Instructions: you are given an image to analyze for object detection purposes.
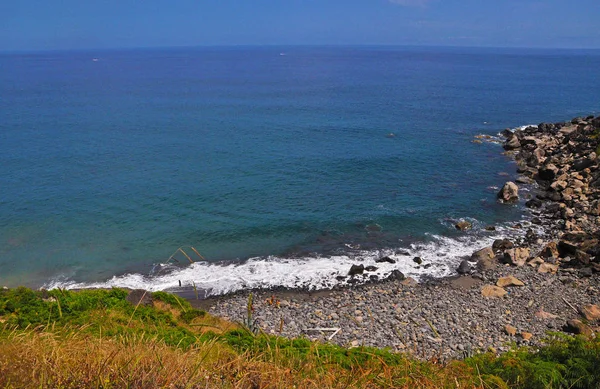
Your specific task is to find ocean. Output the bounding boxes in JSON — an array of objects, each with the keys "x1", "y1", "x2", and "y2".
[{"x1": 1, "y1": 46, "x2": 599, "y2": 295}]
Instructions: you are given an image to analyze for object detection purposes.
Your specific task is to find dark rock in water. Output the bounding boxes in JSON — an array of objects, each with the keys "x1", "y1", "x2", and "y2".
[
  {"x1": 387, "y1": 270, "x2": 406, "y2": 281},
  {"x1": 525, "y1": 229, "x2": 537, "y2": 242},
  {"x1": 126, "y1": 289, "x2": 153, "y2": 306},
  {"x1": 457, "y1": 260, "x2": 471, "y2": 274},
  {"x1": 531, "y1": 217, "x2": 542, "y2": 225},
  {"x1": 335, "y1": 275, "x2": 346, "y2": 281},
  {"x1": 348, "y1": 264, "x2": 365, "y2": 276},
  {"x1": 485, "y1": 225, "x2": 496, "y2": 231},
  {"x1": 369, "y1": 275, "x2": 379, "y2": 281},
  {"x1": 455, "y1": 220, "x2": 472, "y2": 231},
  {"x1": 526, "y1": 198, "x2": 542, "y2": 208},
  {"x1": 365, "y1": 224, "x2": 382, "y2": 232},
  {"x1": 365, "y1": 265, "x2": 378, "y2": 272},
  {"x1": 395, "y1": 250, "x2": 411, "y2": 256},
  {"x1": 423, "y1": 263, "x2": 432, "y2": 269},
  {"x1": 538, "y1": 164, "x2": 559, "y2": 181},
  {"x1": 413, "y1": 256, "x2": 423, "y2": 265},
  {"x1": 492, "y1": 239, "x2": 514, "y2": 252},
  {"x1": 503, "y1": 134, "x2": 521, "y2": 150},
  {"x1": 497, "y1": 182, "x2": 519, "y2": 202},
  {"x1": 376, "y1": 256, "x2": 396, "y2": 264},
  {"x1": 501, "y1": 128, "x2": 513, "y2": 137}
]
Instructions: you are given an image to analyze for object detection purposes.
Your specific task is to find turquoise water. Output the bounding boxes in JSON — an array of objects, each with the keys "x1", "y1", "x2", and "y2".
[{"x1": 1, "y1": 46, "x2": 599, "y2": 293}]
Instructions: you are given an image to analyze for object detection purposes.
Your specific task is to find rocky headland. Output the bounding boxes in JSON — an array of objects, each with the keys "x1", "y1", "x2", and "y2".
[{"x1": 199, "y1": 115, "x2": 600, "y2": 359}]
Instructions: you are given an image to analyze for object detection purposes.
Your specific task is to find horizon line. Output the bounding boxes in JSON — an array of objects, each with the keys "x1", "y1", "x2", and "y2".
[{"x1": 2, "y1": 43, "x2": 600, "y2": 55}]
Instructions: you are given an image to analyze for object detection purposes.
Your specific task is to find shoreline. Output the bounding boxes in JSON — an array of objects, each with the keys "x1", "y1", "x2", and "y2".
[{"x1": 189, "y1": 114, "x2": 600, "y2": 359}]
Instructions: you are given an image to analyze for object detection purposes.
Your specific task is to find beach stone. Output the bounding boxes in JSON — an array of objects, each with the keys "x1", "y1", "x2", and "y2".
[
  {"x1": 502, "y1": 248, "x2": 530, "y2": 267},
  {"x1": 497, "y1": 182, "x2": 519, "y2": 202},
  {"x1": 520, "y1": 332, "x2": 533, "y2": 341},
  {"x1": 579, "y1": 305, "x2": 600, "y2": 322},
  {"x1": 504, "y1": 134, "x2": 521, "y2": 150},
  {"x1": 126, "y1": 289, "x2": 153, "y2": 306},
  {"x1": 471, "y1": 247, "x2": 494, "y2": 261},
  {"x1": 535, "y1": 310, "x2": 558, "y2": 320},
  {"x1": 413, "y1": 257, "x2": 423, "y2": 265},
  {"x1": 455, "y1": 220, "x2": 472, "y2": 231},
  {"x1": 496, "y1": 276, "x2": 525, "y2": 287},
  {"x1": 538, "y1": 164, "x2": 559, "y2": 181},
  {"x1": 528, "y1": 257, "x2": 544, "y2": 267},
  {"x1": 348, "y1": 264, "x2": 365, "y2": 276},
  {"x1": 364, "y1": 265, "x2": 378, "y2": 272},
  {"x1": 457, "y1": 260, "x2": 471, "y2": 274},
  {"x1": 564, "y1": 319, "x2": 592, "y2": 336},
  {"x1": 387, "y1": 270, "x2": 406, "y2": 281},
  {"x1": 504, "y1": 324, "x2": 517, "y2": 336},
  {"x1": 376, "y1": 256, "x2": 396, "y2": 264},
  {"x1": 492, "y1": 239, "x2": 514, "y2": 253},
  {"x1": 538, "y1": 263, "x2": 558, "y2": 274},
  {"x1": 539, "y1": 242, "x2": 559, "y2": 259},
  {"x1": 481, "y1": 285, "x2": 507, "y2": 298}
]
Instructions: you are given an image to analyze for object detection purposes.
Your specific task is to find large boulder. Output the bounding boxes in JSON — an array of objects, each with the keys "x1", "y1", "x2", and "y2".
[
  {"x1": 503, "y1": 134, "x2": 521, "y2": 150},
  {"x1": 455, "y1": 220, "x2": 472, "y2": 231},
  {"x1": 497, "y1": 182, "x2": 519, "y2": 202},
  {"x1": 538, "y1": 164, "x2": 559, "y2": 181},
  {"x1": 492, "y1": 239, "x2": 514, "y2": 253},
  {"x1": 481, "y1": 285, "x2": 507, "y2": 298},
  {"x1": 502, "y1": 247, "x2": 530, "y2": 267}
]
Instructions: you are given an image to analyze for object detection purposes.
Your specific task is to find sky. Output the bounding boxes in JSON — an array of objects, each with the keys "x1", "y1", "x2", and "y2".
[{"x1": 1, "y1": 0, "x2": 599, "y2": 51}]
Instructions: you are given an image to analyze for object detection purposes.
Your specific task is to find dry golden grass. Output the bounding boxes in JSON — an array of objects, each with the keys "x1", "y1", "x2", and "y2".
[{"x1": 0, "y1": 325, "x2": 482, "y2": 389}]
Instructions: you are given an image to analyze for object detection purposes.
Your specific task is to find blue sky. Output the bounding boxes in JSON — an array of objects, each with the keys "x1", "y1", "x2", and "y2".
[{"x1": 1, "y1": 0, "x2": 599, "y2": 51}]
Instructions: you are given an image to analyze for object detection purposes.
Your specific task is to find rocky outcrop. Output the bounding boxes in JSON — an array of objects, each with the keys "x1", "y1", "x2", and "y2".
[
  {"x1": 497, "y1": 182, "x2": 519, "y2": 203},
  {"x1": 501, "y1": 115, "x2": 600, "y2": 275}
]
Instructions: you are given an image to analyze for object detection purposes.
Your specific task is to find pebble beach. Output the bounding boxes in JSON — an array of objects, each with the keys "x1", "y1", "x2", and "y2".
[{"x1": 194, "y1": 115, "x2": 600, "y2": 359}]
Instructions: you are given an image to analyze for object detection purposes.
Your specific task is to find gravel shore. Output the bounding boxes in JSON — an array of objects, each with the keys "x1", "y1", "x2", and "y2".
[{"x1": 191, "y1": 115, "x2": 600, "y2": 359}]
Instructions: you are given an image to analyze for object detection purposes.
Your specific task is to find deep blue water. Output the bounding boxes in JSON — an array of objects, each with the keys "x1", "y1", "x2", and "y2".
[{"x1": 1, "y1": 46, "x2": 599, "y2": 292}]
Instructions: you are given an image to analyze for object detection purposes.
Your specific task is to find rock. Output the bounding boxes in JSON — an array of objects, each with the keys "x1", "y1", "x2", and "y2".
[
  {"x1": 457, "y1": 260, "x2": 471, "y2": 274},
  {"x1": 471, "y1": 247, "x2": 494, "y2": 261},
  {"x1": 527, "y1": 257, "x2": 545, "y2": 267},
  {"x1": 564, "y1": 319, "x2": 592, "y2": 336},
  {"x1": 502, "y1": 248, "x2": 530, "y2": 267},
  {"x1": 503, "y1": 134, "x2": 521, "y2": 150},
  {"x1": 364, "y1": 265, "x2": 378, "y2": 272},
  {"x1": 348, "y1": 264, "x2": 365, "y2": 276},
  {"x1": 526, "y1": 198, "x2": 542, "y2": 208},
  {"x1": 387, "y1": 270, "x2": 406, "y2": 281},
  {"x1": 539, "y1": 242, "x2": 559, "y2": 259},
  {"x1": 492, "y1": 239, "x2": 514, "y2": 253},
  {"x1": 579, "y1": 305, "x2": 600, "y2": 322},
  {"x1": 535, "y1": 310, "x2": 558, "y2": 320},
  {"x1": 538, "y1": 164, "x2": 559, "y2": 181},
  {"x1": 413, "y1": 257, "x2": 423, "y2": 265},
  {"x1": 538, "y1": 263, "x2": 558, "y2": 274},
  {"x1": 520, "y1": 332, "x2": 533, "y2": 341},
  {"x1": 504, "y1": 324, "x2": 517, "y2": 336},
  {"x1": 496, "y1": 276, "x2": 525, "y2": 287},
  {"x1": 126, "y1": 289, "x2": 153, "y2": 306},
  {"x1": 497, "y1": 182, "x2": 519, "y2": 202},
  {"x1": 485, "y1": 225, "x2": 496, "y2": 231},
  {"x1": 455, "y1": 220, "x2": 472, "y2": 231},
  {"x1": 573, "y1": 157, "x2": 594, "y2": 171},
  {"x1": 481, "y1": 285, "x2": 507, "y2": 298},
  {"x1": 579, "y1": 267, "x2": 593, "y2": 278},
  {"x1": 376, "y1": 256, "x2": 396, "y2": 264}
]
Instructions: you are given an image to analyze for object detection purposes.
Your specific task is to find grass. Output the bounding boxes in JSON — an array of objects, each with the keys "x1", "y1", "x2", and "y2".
[{"x1": 0, "y1": 287, "x2": 599, "y2": 388}]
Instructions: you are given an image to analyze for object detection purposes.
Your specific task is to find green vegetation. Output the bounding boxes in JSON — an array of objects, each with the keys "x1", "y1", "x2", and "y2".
[{"x1": 0, "y1": 287, "x2": 598, "y2": 388}]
